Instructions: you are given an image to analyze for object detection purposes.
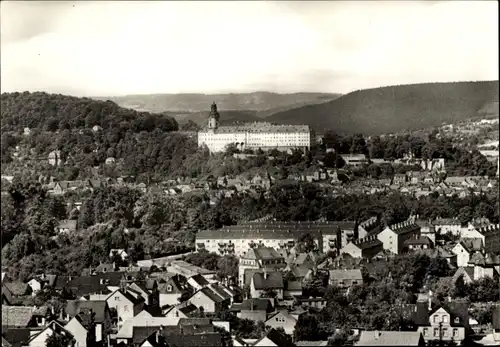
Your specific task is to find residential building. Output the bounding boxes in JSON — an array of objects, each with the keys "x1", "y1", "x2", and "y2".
[
  {"x1": 452, "y1": 238, "x2": 483, "y2": 267},
  {"x1": 234, "y1": 298, "x2": 273, "y2": 322},
  {"x1": 377, "y1": 221, "x2": 421, "y2": 254},
  {"x1": 341, "y1": 154, "x2": 368, "y2": 167},
  {"x1": 340, "y1": 236, "x2": 383, "y2": 259},
  {"x1": 157, "y1": 276, "x2": 186, "y2": 308},
  {"x1": 238, "y1": 247, "x2": 286, "y2": 286},
  {"x1": 188, "y1": 286, "x2": 230, "y2": 314},
  {"x1": 27, "y1": 321, "x2": 75, "y2": 347},
  {"x1": 404, "y1": 236, "x2": 433, "y2": 251},
  {"x1": 328, "y1": 269, "x2": 363, "y2": 289},
  {"x1": 197, "y1": 220, "x2": 344, "y2": 257},
  {"x1": 163, "y1": 303, "x2": 200, "y2": 318},
  {"x1": 56, "y1": 220, "x2": 77, "y2": 234},
  {"x1": 27, "y1": 278, "x2": 43, "y2": 294},
  {"x1": 355, "y1": 331, "x2": 425, "y2": 347},
  {"x1": 187, "y1": 274, "x2": 210, "y2": 291},
  {"x1": 106, "y1": 289, "x2": 145, "y2": 325},
  {"x1": 109, "y1": 249, "x2": 129, "y2": 261},
  {"x1": 413, "y1": 300, "x2": 469, "y2": 344},
  {"x1": 198, "y1": 103, "x2": 312, "y2": 153},
  {"x1": 2, "y1": 306, "x2": 38, "y2": 329},
  {"x1": 250, "y1": 272, "x2": 284, "y2": 300},
  {"x1": 461, "y1": 223, "x2": 500, "y2": 254},
  {"x1": 265, "y1": 310, "x2": 298, "y2": 335},
  {"x1": 64, "y1": 312, "x2": 96, "y2": 347},
  {"x1": 63, "y1": 300, "x2": 112, "y2": 342},
  {"x1": 252, "y1": 328, "x2": 297, "y2": 347},
  {"x1": 432, "y1": 218, "x2": 462, "y2": 236}
]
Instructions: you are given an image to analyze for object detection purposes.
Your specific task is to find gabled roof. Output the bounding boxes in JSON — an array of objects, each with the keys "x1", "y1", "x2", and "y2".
[
  {"x1": 429, "y1": 302, "x2": 469, "y2": 328},
  {"x1": 198, "y1": 287, "x2": 226, "y2": 303},
  {"x1": 253, "y1": 328, "x2": 296, "y2": 347},
  {"x1": 189, "y1": 274, "x2": 209, "y2": 287},
  {"x1": 57, "y1": 219, "x2": 77, "y2": 230},
  {"x1": 158, "y1": 277, "x2": 183, "y2": 294},
  {"x1": 329, "y1": 269, "x2": 363, "y2": 281},
  {"x1": 65, "y1": 300, "x2": 109, "y2": 323},
  {"x1": 265, "y1": 310, "x2": 297, "y2": 323},
  {"x1": 238, "y1": 298, "x2": 272, "y2": 312},
  {"x1": 2, "y1": 282, "x2": 30, "y2": 296},
  {"x1": 356, "y1": 331, "x2": 423, "y2": 346},
  {"x1": 1, "y1": 328, "x2": 31, "y2": 347},
  {"x1": 252, "y1": 272, "x2": 284, "y2": 290},
  {"x1": 386, "y1": 222, "x2": 420, "y2": 235},
  {"x1": 404, "y1": 236, "x2": 432, "y2": 246},
  {"x1": 1, "y1": 306, "x2": 34, "y2": 328},
  {"x1": 161, "y1": 332, "x2": 224, "y2": 347},
  {"x1": 459, "y1": 238, "x2": 483, "y2": 253},
  {"x1": 244, "y1": 247, "x2": 284, "y2": 260}
]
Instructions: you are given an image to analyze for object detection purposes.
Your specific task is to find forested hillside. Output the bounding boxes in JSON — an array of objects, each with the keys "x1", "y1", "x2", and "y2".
[
  {"x1": 1, "y1": 92, "x2": 178, "y2": 133},
  {"x1": 269, "y1": 81, "x2": 499, "y2": 134},
  {"x1": 98, "y1": 91, "x2": 340, "y2": 114}
]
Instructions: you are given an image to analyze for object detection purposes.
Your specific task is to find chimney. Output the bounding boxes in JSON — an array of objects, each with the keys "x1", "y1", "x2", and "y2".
[
  {"x1": 156, "y1": 330, "x2": 160, "y2": 343},
  {"x1": 374, "y1": 331, "x2": 380, "y2": 339}
]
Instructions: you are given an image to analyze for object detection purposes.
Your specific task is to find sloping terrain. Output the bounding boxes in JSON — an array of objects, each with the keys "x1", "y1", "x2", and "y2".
[
  {"x1": 268, "y1": 81, "x2": 499, "y2": 135},
  {"x1": 95, "y1": 92, "x2": 340, "y2": 114}
]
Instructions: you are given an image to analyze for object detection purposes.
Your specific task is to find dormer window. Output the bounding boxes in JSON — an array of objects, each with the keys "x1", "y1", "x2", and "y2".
[
  {"x1": 167, "y1": 285, "x2": 172, "y2": 292},
  {"x1": 454, "y1": 317, "x2": 460, "y2": 324}
]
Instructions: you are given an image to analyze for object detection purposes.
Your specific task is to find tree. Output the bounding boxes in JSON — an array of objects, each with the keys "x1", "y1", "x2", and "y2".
[
  {"x1": 328, "y1": 329, "x2": 351, "y2": 346},
  {"x1": 294, "y1": 314, "x2": 327, "y2": 341},
  {"x1": 45, "y1": 332, "x2": 75, "y2": 347},
  {"x1": 452, "y1": 275, "x2": 468, "y2": 298}
]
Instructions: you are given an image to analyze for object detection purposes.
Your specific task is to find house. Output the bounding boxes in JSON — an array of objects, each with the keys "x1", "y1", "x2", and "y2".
[
  {"x1": 158, "y1": 276, "x2": 186, "y2": 308},
  {"x1": 355, "y1": 331, "x2": 425, "y2": 346},
  {"x1": 265, "y1": 311, "x2": 298, "y2": 335},
  {"x1": 234, "y1": 298, "x2": 273, "y2": 322},
  {"x1": 1, "y1": 306, "x2": 37, "y2": 329},
  {"x1": 48, "y1": 150, "x2": 63, "y2": 166},
  {"x1": 109, "y1": 249, "x2": 129, "y2": 261},
  {"x1": 252, "y1": 328, "x2": 297, "y2": 347},
  {"x1": 451, "y1": 267, "x2": 475, "y2": 284},
  {"x1": 461, "y1": 223, "x2": 500, "y2": 254},
  {"x1": 128, "y1": 281, "x2": 159, "y2": 308},
  {"x1": 56, "y1": 220, "x2": 77, "y2": 234},
  {"x1": 164, "y1": 303, "x2": 200, "y2": 318},
  {"x1": 377, "y1": 221, "x2": 421, "y2": 254},
  {"x1": 238, "y1": 247, "x2": 287, "y2": 286},
  {"x1": 105, "y1": 157, "x2": 116, "y2": 165},
  {"x1": 3, "y1": 282, "x2": 32, "y2": 299},
  {"x1": 340, "y1": 237, "x2": 383, "y2": 260},
  {"x1": 409, "y1": 216, "x2": 436, "y2": 245},
  {"x1": 328, "y1": 269, "x2": 363, "y2": 289},
  {"x1": 142, "y1": 330, "x2": 225, "y2": 347},
  {"x1": 188, "y1": 286, "x2": 230, "y2": 314},
  {"x1": 27, "y1": 278, "x2": 43, "y2": 294},
  {"x1": 293, "y1": 296, "x2": 328, "y2": 311},
  {"x1": 404, "y1": 236, "x2": 433, "y2": 251},
  {"x1": 283, "y1": 280, "x2": 303, "y2": 299},
  {"x1": 27, "y1": 321, "x2": 75, "y2": 347},
  {"x1": 392, "y1": 174, "x2": 407, "y2": 185},
  {"x1": 64, "y1": 311, "x2": 96, "y2": 347},
  {"x1": 295, "y1": 341, "x2": 328, "y2": 347},
  {"x1": 413, "y1": 299, "x2": 469, "y2": 343},
  {"x1": 106, "y1": 289, "x2": 145, "y2": 324},
  {"x1": 452, "y1": 238, "x2": 483, "y2": 267},
  {"x1": 63, "y1": 300, "x2": 112, "y2": 342},
  {"x1": 341, "y1": 154, "x2": 368, "y2": 167},
  {"x1": 187, "y1": 274, "x2": 210, "y2": 291},
  {"x1": 1, "y1": 328, "x2": 32, "y2": 347},
  {"x1": 250, "y1": 272, "x2": 284, "y2": 300},
  {"x1": 432, "y1": 218, "x2": 462, "y2": 236}
]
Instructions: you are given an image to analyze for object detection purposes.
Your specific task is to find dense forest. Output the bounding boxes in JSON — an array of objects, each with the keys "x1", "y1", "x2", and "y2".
[
  {"x1": 2, "y1": 180, "x2": 498, "y2": 281},
  {"x1": 269, "y1": 81, "x2": 499, "y2": 134}
]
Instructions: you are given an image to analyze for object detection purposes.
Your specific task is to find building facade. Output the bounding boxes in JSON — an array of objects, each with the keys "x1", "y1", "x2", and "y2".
[{"x1": 198, "y1": 102, "x2": 312, "y2": 153}]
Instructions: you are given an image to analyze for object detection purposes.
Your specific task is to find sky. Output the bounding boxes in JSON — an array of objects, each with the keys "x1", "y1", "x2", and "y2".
[{"x1": 1, "y1": 1, "x2": 498, "y2": 96}]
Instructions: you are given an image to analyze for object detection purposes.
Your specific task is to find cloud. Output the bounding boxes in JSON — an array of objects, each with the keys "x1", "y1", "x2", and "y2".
[{"x1": 0, "y1": 1, "x2": 498, "y2": 96}]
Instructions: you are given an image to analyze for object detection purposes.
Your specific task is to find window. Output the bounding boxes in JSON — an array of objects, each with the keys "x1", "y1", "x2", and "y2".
[
  {"x1": 115, "y1": 296, "x2": 120, "y2": 301},
  {"x1": 453, "y1": 328, "x2": 459, "y2": 337},
  {"x1": 454, "y1": 317, "x2": 460, "y2": 324},
  {"x1": 434, "y1": 328, "x2": 439, "y2": 337},
  {"x1": 443, "y1": 328, "x2": 448, "y2": 337},
  {"x1": 433, "y1": 315, "x2": 439, "y2": 323},
  {"x1": 443, "y1": 315, "x2": 449, "y2": 324},
  {"x1": 167, "y1": 285, "x2": 172, "y2": 292},
  {"x1": 423, "y1": 328, "x2": 429, "y2": 336},
  {"x1": 124, "y1": 305, "x2": 128, "y2": 312}
]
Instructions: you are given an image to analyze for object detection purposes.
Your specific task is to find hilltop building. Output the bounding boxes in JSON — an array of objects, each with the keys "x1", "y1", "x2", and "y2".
[{"x1": 197, "y1": 102, "x2": 313, "y2": 153}]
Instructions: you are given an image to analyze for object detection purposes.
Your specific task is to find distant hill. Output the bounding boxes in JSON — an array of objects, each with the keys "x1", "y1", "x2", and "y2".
[
  {"x1": 268, "y1": 81, "x2": 499, "y2": 135},
  {"x1": 95, "y1": 92, "x2": 340, "y2": 114},
  {"x1": 0, "y1": 91, "x2": 178, "y2": 133},
  {"x1": 173, "y1": 110, "x2": 262, "y2": 127}
]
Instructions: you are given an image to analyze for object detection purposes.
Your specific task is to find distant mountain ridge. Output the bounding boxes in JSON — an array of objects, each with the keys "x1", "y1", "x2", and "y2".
[
  {"x1": 268, "y1": 81, "x2": 499, "y2": 135},
  {"x1": 94, "y1": 92, "x2": 340, "y2": 114}
]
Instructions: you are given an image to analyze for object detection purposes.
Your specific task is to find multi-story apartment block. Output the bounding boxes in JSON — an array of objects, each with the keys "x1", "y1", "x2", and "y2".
[
  {"x1": 377, "y1": 221, "x2": 421, "y2": 254},
  {"x1": 196, "y1": 220, "x2": 348, "y2": 257}
]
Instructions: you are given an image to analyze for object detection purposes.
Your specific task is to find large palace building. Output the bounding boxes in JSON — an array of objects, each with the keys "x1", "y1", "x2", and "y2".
[{"x1": 197, "y1": 102, "x2": 313, "y2": 153}]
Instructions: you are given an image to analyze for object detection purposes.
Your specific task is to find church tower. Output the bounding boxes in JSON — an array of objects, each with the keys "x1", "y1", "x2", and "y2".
[{"x1": 208, "y1": 101, "x2": 220, "y2": 129}]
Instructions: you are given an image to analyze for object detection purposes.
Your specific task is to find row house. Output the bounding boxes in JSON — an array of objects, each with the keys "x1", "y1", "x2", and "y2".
[
  {"x1": 461, "y1": 222, "x2": 500, "y2": 254},
  {"x1": 432, "y1": 218, "x2": 462, "y2": 236},
  {"x1": 340, "y1": 236, "x2": 383, "y2": 260},
  {"x1": 377, "y1": 221, "x2": 421, "y2": 255}
]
